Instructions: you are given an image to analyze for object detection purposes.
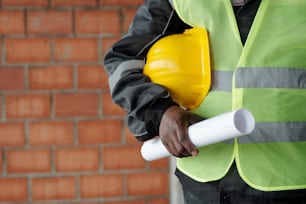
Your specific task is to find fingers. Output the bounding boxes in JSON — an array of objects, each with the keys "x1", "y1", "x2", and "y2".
[
  {"x1": 169, "y1": 138, "x2": 198, "y2": 157},
  {"x1": 163, "y1": 139, "x2": 190, "y2": 157},
  {"x1": 163, "y1": 139, "x2": 193, "y2": 157},
  {"x1": 159, "y1": 105, "x2": 202, "y2": 158},
  {"x1": 176, "y1": 127, "x2": 198, "y2": 157},
  {"x1": 162, "y1": 127, "x2": 198, "y2": 158}
]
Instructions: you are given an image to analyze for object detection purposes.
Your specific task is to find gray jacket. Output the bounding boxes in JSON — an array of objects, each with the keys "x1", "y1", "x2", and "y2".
[{"x1": 103, "y1": 0, "x2": 190, "y2": 141}]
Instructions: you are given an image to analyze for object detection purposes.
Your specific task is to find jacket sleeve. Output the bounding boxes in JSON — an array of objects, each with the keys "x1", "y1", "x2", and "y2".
[{"x1": 103, "y1": 0, "x2": 191, "y2": 142}]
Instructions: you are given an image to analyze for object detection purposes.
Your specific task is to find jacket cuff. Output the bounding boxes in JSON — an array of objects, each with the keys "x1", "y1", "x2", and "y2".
[{"x1": 140, "y1": 97, "x2": 178, "y2": 141}]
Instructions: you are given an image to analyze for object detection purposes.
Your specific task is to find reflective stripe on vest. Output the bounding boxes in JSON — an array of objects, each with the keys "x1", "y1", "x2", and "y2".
[
  {"x1": 212, "y1": 71, "x2": 233, "y2": 91},
  {"x1": 174, "y1": 0, "x2": 306, "y2": 191},
  {"x1": 236, "y1": 67, "x2": 306, "y2": 89}
]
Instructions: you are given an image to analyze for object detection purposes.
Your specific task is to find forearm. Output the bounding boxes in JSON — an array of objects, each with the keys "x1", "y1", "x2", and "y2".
[{"x1": 103, "y1": 0, "x2": 189, "y2": 141}]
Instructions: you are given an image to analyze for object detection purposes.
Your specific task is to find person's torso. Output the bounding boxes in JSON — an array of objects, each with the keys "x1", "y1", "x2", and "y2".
[{"x1": 173, "y1": 0, "x2": 306, "y2": 191}]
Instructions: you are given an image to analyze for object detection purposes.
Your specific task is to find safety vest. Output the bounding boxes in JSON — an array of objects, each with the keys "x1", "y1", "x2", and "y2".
[{"x1": 173, "y1": 0, "x2": 306, "y2": 191}]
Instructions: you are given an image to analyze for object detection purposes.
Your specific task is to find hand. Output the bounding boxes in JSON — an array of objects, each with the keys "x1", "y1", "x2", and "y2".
[{"x1": 159, "y1": 105, "x2": 204, "y2": 158}]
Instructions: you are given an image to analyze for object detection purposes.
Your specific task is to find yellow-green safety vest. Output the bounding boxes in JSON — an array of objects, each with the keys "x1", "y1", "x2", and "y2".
[{"x1": 173, "y1": 0, "x2": 306, "y2": 191}]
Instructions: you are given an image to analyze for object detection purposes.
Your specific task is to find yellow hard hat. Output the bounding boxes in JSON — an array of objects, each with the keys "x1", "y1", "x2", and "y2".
[{"x1": 143, "y1": 27, "x2": 211, "y2": 109}]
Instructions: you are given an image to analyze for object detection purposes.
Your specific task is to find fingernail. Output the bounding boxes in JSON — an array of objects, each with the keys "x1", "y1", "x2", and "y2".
[{"x1": 192, "y1": 151, "x2": 198, "y2": 156}]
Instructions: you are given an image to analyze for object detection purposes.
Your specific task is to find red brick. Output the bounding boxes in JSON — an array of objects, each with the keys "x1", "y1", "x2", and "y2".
[
  {"x1": 102, "y1": 146, "x2": 145, "y2": 170},
  {"x1": 2, "y1": 0, "x2": 48, "y2": 7},
  {"x1": 123, "y1": 9, "x2": 138, "y2": 33},
  {"x1": 104, "y1": 201, "x2": 145, "y2": 204},
  {"x1": 28, "y1": 10, "x2": 72, "y2": 34},
  {"x1": 29, "y1": 66, "x2": 73, "y2": 90},
  {"x1": 0, "y1": 39, "x2": 2, "y2": 64},
  {"x1": 100, "y1": 0, "x2": 143, "y2": 6},
  {"x1": 0, "y1": 67, "x2": 24, "y2": 91},
  {"x1": 72, "y1": 203, "x2": 99, "y2": 204},
  {"x1": 0, "y1": 11, "x2": 24, "y2": 34},
  {"x1": 6, "y1": 94, "x2": 50, "y2": 119},
  {"x1": 76, "y1": 10, "x2": 120, "y2": 34},
  {"x1": 125, "y1": 126, "x2": 139, "y2": 144},
  {"x1": 54, "y1": 38, "x2": 98, "y2": 62},
  {"x1": 51, "y1": 0, "x2": 96, "y2": 6},
  {"x1": 32, "y1": 177, "x2": 76, "y2": 200},
  {"x1": 0, "y1": 152, "x2": 2, "y2": 174},
  {"x1": 148, "y1": 199, "x2": 169, "y2": 204},
  {"x1": 55, "y1": 93, "x2": 98, "y2": 117},
  {"x1": 102, "y1": 93, "x2": 125, "y2": 116},
  {"x1": 80, "y1": 174, "x2": 123, "y2": 198},
  {"x1": 127, "y1": 173, "x2": 169, "y2": 196},
  {"x1": 0, "y1": 123, "x2": 24, "y2": 146},
  {"x1": 78, "y1": 120, "x2": 121, "y2": 144},
  {"x1": 78, "y1": 65, "x2": 109, "y2": 89},
  {"x1": 29, "y1": 121, "x2": 73, "y2": 146},
  {"x1": 5, "y1": 38, "x2": 51, "y2": 63},
  {"x1": 0, "y1": 178, "x2": 27, "y2": 202},
  {"x1": 7, "y1": 149, "x2": 51, "y2": 173},
  {"x1": 56, "y1": 148, "x2": 99, "y2": 172},
  {"x1": 149, "y1": 158, "x2": 170, "y2": 170}
]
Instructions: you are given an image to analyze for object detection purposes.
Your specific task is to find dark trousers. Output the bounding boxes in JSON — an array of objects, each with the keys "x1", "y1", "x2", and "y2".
[{"x1": 175, "y1": 163, "x2": 306, "y2": 204}]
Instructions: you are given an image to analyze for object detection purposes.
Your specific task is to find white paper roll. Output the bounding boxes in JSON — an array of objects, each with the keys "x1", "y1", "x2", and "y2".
[{"x1": 141, "y1": 108, "x2": 255, "y2": 161}]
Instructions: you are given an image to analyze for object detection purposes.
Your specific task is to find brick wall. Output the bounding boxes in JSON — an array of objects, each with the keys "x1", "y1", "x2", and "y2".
[{"x1": 0, "y1": 0, "x2": 170, "y2": 203}]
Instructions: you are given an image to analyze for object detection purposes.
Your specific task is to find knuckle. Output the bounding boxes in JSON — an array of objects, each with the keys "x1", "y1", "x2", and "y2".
[{"x1": 178, "y1": 134, "x2": 189, "y2": 142}]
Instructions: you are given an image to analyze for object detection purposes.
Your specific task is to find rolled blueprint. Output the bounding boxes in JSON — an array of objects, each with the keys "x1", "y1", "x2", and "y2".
[{"x1": 141, "y1": 108, "x2": 255, "y2": 161}]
